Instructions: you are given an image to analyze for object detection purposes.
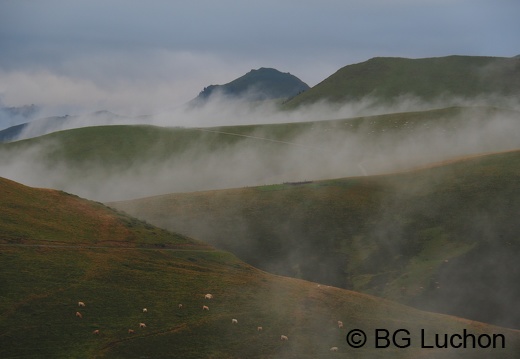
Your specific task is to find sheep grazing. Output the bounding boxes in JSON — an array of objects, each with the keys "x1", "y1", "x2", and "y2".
[
  {"x1": 330, "y1": 347, "x2": 338, "y2": 352},
  {"x1": 281, "y1": 335, "x2": 288, "y2": 341},
  {"x1": 178, "y1": 304, "x2": 183, "y2": 309},
  {"x1": 78, "y1": 301, "x2": 85, "y2": 307},
  {"x1": 257, "y1": 326, "x2": 263, "y2": 331},
  {"x1": 139, "y1": 323, "x2": 147, "y2": 328},
  {"x1": 202, "y1": 305, "x2": 209, "y2": 311},
  {"x1": 128, "y1": 329, "x2": 135, "y2": 334},
  {"x1": 75, "y1": 311, "x2": 83, "y2": 319},
  {"x1": 142, "y1": 308, "x2": 148, "y2": 313},
  {"x1": 205, "y1": 294, "x2": 213, "y2": 300},
  {"x1": 337, "y1": 321, "x2": 343, "y2": 328},
  {"x1": 92, "y1": 329, "x2": 100, "y2": 335},
  {"x1": 231, "y1": 319, "x2": 238, "y2": 324}
]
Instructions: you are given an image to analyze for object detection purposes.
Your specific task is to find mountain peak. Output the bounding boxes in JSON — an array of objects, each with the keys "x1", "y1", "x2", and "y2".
[{"x1": 192, "y1": 67, "x2": 309, "y2": 105}]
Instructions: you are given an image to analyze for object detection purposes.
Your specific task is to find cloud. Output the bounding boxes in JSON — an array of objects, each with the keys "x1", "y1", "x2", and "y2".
[
  {"x1": 0, "y1": 50, "x2": 255, "y2": 115},
  {"x1": 1, "y1": 0, "x2": 518, "y2": 116},
  {"x1": 1, "y1": 95, "x2": 519, "y2": 202}
]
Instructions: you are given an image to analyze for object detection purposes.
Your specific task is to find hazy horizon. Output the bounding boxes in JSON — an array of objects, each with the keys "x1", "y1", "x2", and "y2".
[{"x1": 1, "y1": 0, "x2": 518, "y2": 120}]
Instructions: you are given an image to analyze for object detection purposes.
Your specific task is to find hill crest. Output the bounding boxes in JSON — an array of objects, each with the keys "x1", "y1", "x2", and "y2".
[
  {"x1": 108, "y1": 150, "x2": 520, "y2": 330},
  {"x1": 0, "y1": 176, "x2": 208, "y2": 249},
  {"x1": 191, "y1": 67, "x2": 310, "y2": 104},
  {"x1": 284, "y1": 55, "x2": 520, "y2": 108}
]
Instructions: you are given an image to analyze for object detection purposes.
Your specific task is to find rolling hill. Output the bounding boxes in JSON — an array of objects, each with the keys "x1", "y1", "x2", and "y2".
[
  {"x1": 283, "y1": 55, "x2": 520, "y2": 108},
  {"x1": 1, "y1": 106, "x2": 518, "y2": 202},
  {"x1": 108, "y1": 150, "x2": 520, "y2": 330},
  {"x1": 2, "y1": 55, "x2": 518, "y2": 143},
  {"x1": 190, "y1": 67, "x2": 310, "y2": 105},
  {"x1": 3, "y1": 178, "x2": 519, "y2": 358}
]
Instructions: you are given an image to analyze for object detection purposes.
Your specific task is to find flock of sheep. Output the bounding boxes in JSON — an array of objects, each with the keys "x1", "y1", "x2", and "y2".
[{"x1": 75, "y1": 294, "x2": 343, "y2": 353}]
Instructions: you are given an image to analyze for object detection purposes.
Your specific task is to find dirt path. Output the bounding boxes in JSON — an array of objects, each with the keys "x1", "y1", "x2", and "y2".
[
  {"x1": 195, "y1": 128, "x2": 312, "y2": 148},
  {"x1": 0, "y1": 242, "x2": 215, "y2": 252}
]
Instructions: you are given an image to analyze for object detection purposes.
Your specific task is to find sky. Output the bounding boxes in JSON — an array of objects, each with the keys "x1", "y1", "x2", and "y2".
[{"x1": 0, "y1": 0, "x2": 518, "y2": 116}]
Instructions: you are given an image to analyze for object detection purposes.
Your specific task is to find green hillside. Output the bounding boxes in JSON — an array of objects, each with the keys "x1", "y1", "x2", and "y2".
[
  {"x1": 109, "y1": 150, "x2": 520, "y2": 330},
  {"x1": 3, "y1": 179, "x2": 519, "y2": 358},
  {"x1": 283, "y1": 56, "x2": 520, "y2": 108},
  {"x1": 0, "y1": 176, "x2": 206, "y2": 249},
  {"x1": 1, "y1": 106, "x2": 518, "y2": 201},
  {"x1": 1, "y1": 106, "x2": 514, "y2": 168}
]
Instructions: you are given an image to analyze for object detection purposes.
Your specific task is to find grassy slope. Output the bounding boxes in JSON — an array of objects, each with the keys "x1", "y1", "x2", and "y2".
[
  {"x1": 0, "y1": 106, "x2": 515, "y2": 171},
  {"x1": 0, "y1": 176, "x2": 205, "y2": 249},
  {"x1": 109, "y1": 150, "x2": 520, "y2": 330},
  {"x1": 2, "y1": 183, "x2": 520, "y2": 358},
  {"x1": 283, "y1": 56, "x2": 520, "y2": 108}
]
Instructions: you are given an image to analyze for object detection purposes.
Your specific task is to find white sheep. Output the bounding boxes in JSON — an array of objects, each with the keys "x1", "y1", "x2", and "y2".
[
  {"x1": 142, "y1": 308, "x2": 148, "y2": 313},
  {"x1": 128, "y1": 329, "x2": 135, "y2": 334},
  {"x1": 203, "y1": 305, "x2": 209, "y2": 311},
  {"x1": 92, "y1": 329, "x2": 100, "y2": 335},
  {"x1": 178, "y1": 304, "x2": 183, "y2": 309},
  {"x1": 281, "y1": 335, "x2": 288, "y2": 341},
  {"x1": 75, "y1": 311, "x2": 83, "y2": 319},
  {"x1": 330, "y1": 346, "x2": 338, "y2": 352},
  {"x1": 78, "y1": 301, "x2": 85, "y2": 307},
  {"x1": 205, "y1": 294, "x2": 213, "y2": 299},
  {"x1": 257, "y1": 326, "x2": 263, "y2": 331},
  {"x1": 139, "y1": 323, "x2": 147, "y2": 328},
  {"x1": 337, "y1": 321, "x2": 343, "y2": 328},
  {"x1": 231, "y1": 319, "x2": 238, "y2": 324}
]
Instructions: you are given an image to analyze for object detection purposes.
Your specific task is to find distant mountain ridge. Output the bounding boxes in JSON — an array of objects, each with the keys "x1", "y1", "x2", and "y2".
[
  {"x1": 191, "y1": 67, "x2": 310, "y2": 105},
  {"x1": 0, "y1": 104, "x2": 40, "y2": 131},
  {"x1": 284, "y1": 55, "x2": 520, "y2": 107},
  {"x1": 0, "y1": 110, "x2": 145, "y2": 143},
  {"x1": 0, "y1": 115, "x2": 68, "y2": 143}
]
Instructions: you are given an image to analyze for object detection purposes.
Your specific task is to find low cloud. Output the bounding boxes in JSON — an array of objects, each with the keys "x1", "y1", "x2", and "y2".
[
  {"x1": 0, "y1": 95, "x2": 519, "y2": 202},
  {"x1": 0, "y1": 50, "x2": 259, "y2": 116}
]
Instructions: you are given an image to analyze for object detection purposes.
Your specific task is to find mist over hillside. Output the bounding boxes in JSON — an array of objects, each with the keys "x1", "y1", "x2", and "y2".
[
  {"x1": 2, "y1": 0, "x2": 519, "y2": 354},
  {"x1": 0, "y1": 68, "x2": 310, "y2": 142},
  {"x1": 109, "y1": 150, "x2": 520, "y2": 330},
  {"x1": 0, "y1": 111, "x2": 150, "y2": 143},
  {"x1": 0, "y1": 104, "x2": 40, "y2": 130},
  {"x1": 0, "y1": 105, "x2": 518, "y2": 202},
  {"x1": 3, "y1": 55, "x2": 519, "y2": 143},
  {"x1": 191, "y1": 67, "x2": 310, "y2": 105},
  {"x1": 284, "y1": 55, "x2": 520, "y2": 108},
  {"x1": 1, "y1": 54, "x2": 520, "y2": 357},
  {"x1": 5, "y1": 177, "x2": 518, "y2": 358}
]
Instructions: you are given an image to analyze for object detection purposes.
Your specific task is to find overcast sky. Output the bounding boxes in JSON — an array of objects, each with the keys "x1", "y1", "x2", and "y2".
[{"x1": 0, "y1": 0, "x2": 518, "y2": 115}]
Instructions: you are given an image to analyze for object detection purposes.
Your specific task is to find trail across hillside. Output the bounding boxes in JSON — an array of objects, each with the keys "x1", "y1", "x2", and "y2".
[
  {"x1": 0, "y1": 242, "x2": 214, "y2": 252},
  {"x1": 195, "y1": 128, "x2": 370, "y2": 175},
  {"x1": 195, "y1": 128, "x2": 312, "y2": 148}
]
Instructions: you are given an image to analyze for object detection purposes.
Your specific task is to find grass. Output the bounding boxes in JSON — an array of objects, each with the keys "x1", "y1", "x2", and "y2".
[
  {"x1": 1, "y1": 106, "x2": 514, "y2": 171},
  {"x1": 109, "y1": 149, "x2": 520, "y2": 330},
  {"x1": 2, "y1": 175, "x2": 520, "y2": 358},
  {"x1": 283, "y1": 55, "x2": 520, "y2": 108},
  {"x1": 1, "y1": 105, "x2": 518, "y2": 203},
  {"x1": 0, "y1": 177, "x2": 205, "y2": 249},
  {"x1": 3, "y1": 245, "x2": 519, "y2": 359}
]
